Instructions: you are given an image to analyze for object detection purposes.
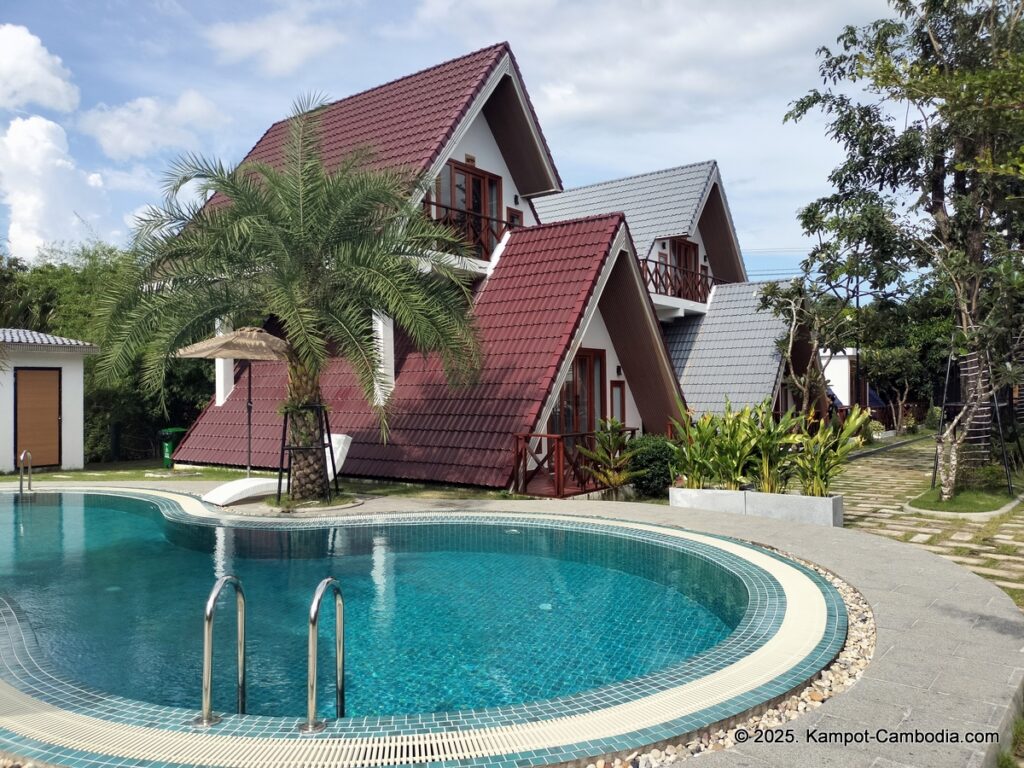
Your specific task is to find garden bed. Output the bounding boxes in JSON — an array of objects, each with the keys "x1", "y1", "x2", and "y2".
[{"x1": 669, "y1": 487, "x2": 843, "y2": 527}]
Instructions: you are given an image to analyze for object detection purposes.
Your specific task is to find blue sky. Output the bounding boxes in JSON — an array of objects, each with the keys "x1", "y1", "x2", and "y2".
[{"x1": 0, "y1": 0, "x2": 892, "y2": 278}]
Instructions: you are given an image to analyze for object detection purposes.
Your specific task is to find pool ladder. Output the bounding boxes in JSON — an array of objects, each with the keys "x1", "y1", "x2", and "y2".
[
  {"x1": 299, "y1": 577, "x2": 346, "y2": 733},
  {"x1": 18, "y1": 450, "x2": 32, "y2": 495},
  {"x1": 192, "y1": 575, "x2": 345, "y2": 732},
  {"x1": 193, "y1": 575, "x2": 246, "y2": 727}
]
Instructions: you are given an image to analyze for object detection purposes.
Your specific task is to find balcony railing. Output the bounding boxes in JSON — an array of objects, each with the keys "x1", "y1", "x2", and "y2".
[
  {"x1": 512, "y1": 429, "x2": 637, "y2": 498},
  {"x1": 640, "y1": 259, "x2": 726, "y2": 303},
  {"x1": 424, "y1": 200, "x2": 519, "y2": 261}
]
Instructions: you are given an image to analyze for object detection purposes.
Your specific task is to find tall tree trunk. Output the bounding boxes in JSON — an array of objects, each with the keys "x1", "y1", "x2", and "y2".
[{"x1": 287, "y1": 363, "x2": 328, "y2": 502}]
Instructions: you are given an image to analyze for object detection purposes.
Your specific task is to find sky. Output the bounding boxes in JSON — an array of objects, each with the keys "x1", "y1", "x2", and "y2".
[{"x1": 0, "y1": 0, "x2": 893, "y2": 279}]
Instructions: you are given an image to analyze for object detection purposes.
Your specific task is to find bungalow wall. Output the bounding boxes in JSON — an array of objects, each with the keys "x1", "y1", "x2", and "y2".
[
  {"x1": 441, "y1": 112, "x2": 539, "y2": 227},
  {"x1": 579, "y1": 308, "x2": 642, "y2": 430}
]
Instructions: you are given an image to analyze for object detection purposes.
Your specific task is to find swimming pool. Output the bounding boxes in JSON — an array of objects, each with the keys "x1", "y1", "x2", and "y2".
[
  {"x1": 2, "y1": 492, "x2": 744, "y2": 718},
  {"x1": 0, "y1": 489, "x2": 847, "y2": 767}
]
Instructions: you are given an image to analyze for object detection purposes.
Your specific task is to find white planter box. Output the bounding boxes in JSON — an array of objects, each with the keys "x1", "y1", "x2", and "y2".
[
  {"x1": 668, "y1": 487, "x2": 745, "y2": 516},
  {"x1": 745, "y1": 491, "x2": 843, "y2": 527},
  {"x1": 669, "y1": 487, "x2": 843, "y2": 527}
]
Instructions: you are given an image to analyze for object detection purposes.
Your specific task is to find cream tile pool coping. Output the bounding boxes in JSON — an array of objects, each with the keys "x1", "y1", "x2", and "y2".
[{"x1": 0, "y1": 487, "x2": 846, "y2": 768}]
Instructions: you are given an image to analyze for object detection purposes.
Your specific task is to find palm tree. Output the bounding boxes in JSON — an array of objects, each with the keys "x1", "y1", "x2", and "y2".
[{"x1": 97, "y1": 96, "x2": 481, "y2": 499}]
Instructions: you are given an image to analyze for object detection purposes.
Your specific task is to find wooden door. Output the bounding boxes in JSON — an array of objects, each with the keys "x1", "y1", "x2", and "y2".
[
  {"x1": 15, "y1": 368, "x2": 61, "y2": 467},
  {"x1": 547, "y1": 349, "x2": 606, "y2": 435}
]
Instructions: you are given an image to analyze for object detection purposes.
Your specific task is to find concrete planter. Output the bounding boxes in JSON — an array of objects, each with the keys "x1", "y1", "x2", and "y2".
[
  {"x1": 669, "y1": 487, "x2": 843, "y2": 527},
  {"x1": 745, "y1": 491, "x2": 843, "y2": 527},
  {"x1": 668, "y1": 487, "x2": 745, "y2": 516}
]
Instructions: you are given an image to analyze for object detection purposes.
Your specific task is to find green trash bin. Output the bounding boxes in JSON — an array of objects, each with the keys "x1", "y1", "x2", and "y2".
[{"x1": 158, "y1": 427, "x2": 188, "y2": 469}]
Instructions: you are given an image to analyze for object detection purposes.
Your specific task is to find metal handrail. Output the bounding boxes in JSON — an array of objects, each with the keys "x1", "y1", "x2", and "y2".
[
  {"x1": 193, "y1": 575, "x2": 246, "y2": 727},
  {"x1": 298, "y1": 577, "x2": 345, "y2": 734},
  {"x1": 18, "y1": 450, "x2": 31, "y2": 494}
]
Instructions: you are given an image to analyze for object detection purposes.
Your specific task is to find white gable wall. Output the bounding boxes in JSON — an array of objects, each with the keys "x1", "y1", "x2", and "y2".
[
  {"x1": 440, "y1": 113, "x2": 539, "y2": 226},
  {"x1": 648, "y1": 223, "x2": 714, "y2": 281},
  {"x1": 579, "y1": 308, "x2": 642, "y2": 430}
]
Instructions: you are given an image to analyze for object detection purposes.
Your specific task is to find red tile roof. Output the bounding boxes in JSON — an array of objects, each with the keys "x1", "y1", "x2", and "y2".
[
  {"x1": 174, "y1": 214, "x2": 626, "y2": 487},
  {"x1": 228, "y1": 42, "x2": 556, "y2": 184}
]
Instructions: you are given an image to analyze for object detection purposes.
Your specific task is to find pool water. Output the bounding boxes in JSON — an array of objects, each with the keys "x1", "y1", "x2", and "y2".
[{"x1": 0, "y1": 493, "x2": 746, "y2": 719}]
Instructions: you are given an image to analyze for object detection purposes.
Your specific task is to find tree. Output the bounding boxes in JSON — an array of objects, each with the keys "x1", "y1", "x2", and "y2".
[
  {"x1": 759, "y1": 278, "x2": 854, "y2": 416},
  {"x1": 786, "y1": 0, "x2": 1024, "y2": 499},
  {"x1": 97, "y1": 97, "x2": 481, "y2": 499}
]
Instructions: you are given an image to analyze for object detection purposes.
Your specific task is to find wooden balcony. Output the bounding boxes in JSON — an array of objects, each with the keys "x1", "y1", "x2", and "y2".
[
  {"x1": 512, "y1": 429, "x2": 637, "y2": 498},
  {"x1": 424, "y1": 200, "x2": 519, "y2": 260},
  {"x1": 640, "y1": 258, "x2": 725, "y2": 303}
]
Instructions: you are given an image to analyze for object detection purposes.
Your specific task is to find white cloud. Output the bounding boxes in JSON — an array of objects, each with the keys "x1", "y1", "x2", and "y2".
[
  {"x1": 0, "y1": 25, "x2": 79, "y2": 113},
  {"x1": 0, "y1": 116, "x2": 107, "y2": 261},
  {"x1": 204, "y1": 11, "x2": 345, "y2": 76},
  {"x1": 79, "y1": 89, "x2": 225, "y2": 161}
]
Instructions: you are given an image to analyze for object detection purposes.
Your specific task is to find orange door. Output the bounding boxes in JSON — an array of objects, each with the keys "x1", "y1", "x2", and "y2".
[{"x1": 15, "y1": 368, "x2": 61, "y2": 467}]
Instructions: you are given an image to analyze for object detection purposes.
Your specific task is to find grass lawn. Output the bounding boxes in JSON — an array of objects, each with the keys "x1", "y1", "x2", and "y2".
[{"x1": 909, "y1": 479, "x2": 1023, "y2": 513}]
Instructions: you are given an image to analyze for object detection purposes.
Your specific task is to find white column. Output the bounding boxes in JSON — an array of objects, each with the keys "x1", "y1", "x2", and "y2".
[{"x1": 214, "y1": 318, "x2": 234, "y2": 406}]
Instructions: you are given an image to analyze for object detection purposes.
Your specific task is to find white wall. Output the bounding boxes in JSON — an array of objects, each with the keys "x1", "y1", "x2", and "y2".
[
  {"x1": 442, "y1": 113, "x2": 539, "y2": 226},
  {"x1": 579, "y1": 308, "x2": 642, "y2": 430},
  {"x1": 648, "y1": 224, "x2": 713, "y2": 280},
  {"x1": 0, "y1": 349, "x2": 87, "y2": 472},
  {"x1": 821, "y1": 349, "x2": 854, "y2": 406}
]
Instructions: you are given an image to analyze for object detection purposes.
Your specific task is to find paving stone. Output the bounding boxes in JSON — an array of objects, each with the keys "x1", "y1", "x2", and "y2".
[
  {"x1": 950, "y1": 531, "x2": 974, "y2": 542},
  {"x1": 944, "y1": 555, "x2": 987, "y2": 566},
  {"x1": 967, "y1": 565, "x2": 1024, "y2": 579},
  {"x1": 993, "y1": 580, "x2": 1024, "y2": 591},
  {"x1": 909, "y1": 533, "x2": 932, "y2": 544}
]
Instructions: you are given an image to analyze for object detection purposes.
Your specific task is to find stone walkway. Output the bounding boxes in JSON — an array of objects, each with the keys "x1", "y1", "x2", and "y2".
[{"x1": 835, "y1": 438, "x2": 1024, "y2": 606}]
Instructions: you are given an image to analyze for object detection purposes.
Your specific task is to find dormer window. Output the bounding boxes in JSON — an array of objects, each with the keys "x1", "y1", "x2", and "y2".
[{"x1": 426, "y1": 160, "x2": 504, "y2": 259}]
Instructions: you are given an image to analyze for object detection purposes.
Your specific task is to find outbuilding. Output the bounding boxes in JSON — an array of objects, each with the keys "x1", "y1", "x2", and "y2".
[{"x1": 0, "y1": 329, "x2": 98, "y2": 473}]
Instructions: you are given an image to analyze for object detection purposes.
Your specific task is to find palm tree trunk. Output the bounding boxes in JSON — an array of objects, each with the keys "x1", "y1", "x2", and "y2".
[{"x1": 287, "y1": 363, "x2": 328, "y2": 502}]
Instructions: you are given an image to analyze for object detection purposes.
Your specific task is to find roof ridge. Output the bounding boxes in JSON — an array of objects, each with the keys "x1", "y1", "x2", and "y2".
[
  {"x1": 552, "y1": 160, "x2": 717, "y2": 196},
  {"x1": 510, "y1": 211, "x2": 624, "y2": 232},
  {"x1": 261, "y1": 42, "x2": 510, "y2": 133}
]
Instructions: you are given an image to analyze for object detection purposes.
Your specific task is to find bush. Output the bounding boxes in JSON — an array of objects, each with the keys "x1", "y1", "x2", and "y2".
[
  {"x1": 962, "y1": 464, "x2": 1008, "y2": 491},
  {"x1": 628, "y1": 434, "x2": 676, "y2": 497},
  {"x1": 903, "y1": 413, "x2": 918, "y2": 434},
  {"x1": 859, "y1": 417, "x2": 875, "y2": 445},
  {"x1": 924, "y1": 405, "x2": 942, "y2": 430},
  {"x1": 793, "y1": 406, "x2": 870, "y2": 496},
  {"x1": 869, "y1": 419, "x2": 886, "y2": 434}
]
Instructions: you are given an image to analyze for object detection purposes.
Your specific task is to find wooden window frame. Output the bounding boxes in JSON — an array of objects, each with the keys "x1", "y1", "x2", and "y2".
[{"x1": 506, "y1": 206, "x2": 523, "y2": 229}]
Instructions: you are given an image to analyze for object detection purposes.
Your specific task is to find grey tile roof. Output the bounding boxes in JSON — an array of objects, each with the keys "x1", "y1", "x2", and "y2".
[
  {"x1": 0, "y1": 329, "x2": 97, "y2": 352},
  {"x1": 667, "y1": 282, "x2": 785, "y2": 415},
  {"x1": 532, "y1": 161, "x2": 717, "y2": 257},
  {"x1": 663, "y1": 315, "x2": 704, "y2": 378}
]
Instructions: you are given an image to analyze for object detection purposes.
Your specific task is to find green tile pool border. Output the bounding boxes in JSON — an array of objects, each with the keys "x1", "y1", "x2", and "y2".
[{"x1": 0, "y1": 490, "x2": 847, "y2": 767}]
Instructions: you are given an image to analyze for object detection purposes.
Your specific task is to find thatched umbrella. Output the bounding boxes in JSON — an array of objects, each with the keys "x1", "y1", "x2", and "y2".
[{"x1": 177, "y1": 327, "x2": 290, "y2": 476}]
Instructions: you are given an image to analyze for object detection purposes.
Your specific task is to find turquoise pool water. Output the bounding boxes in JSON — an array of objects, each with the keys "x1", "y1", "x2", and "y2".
[{"x1": 0, "y1": 493, "x2": 747, "y2": 719}]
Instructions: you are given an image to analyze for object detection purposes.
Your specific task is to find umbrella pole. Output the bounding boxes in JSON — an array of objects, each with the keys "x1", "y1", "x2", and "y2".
[{"x1": 246, "y1": 362, "x2": 253, "y2": 478}]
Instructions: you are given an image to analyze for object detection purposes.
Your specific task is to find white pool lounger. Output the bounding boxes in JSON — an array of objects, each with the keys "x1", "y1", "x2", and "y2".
[{"x1": 201, "y1": 434, "x2": 352, "y2": 506}]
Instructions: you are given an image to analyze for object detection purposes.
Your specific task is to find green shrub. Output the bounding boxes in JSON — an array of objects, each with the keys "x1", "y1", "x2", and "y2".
[
  {"x1": 793, "y1": 406, "x2": 869, "y2": 496},
  {"x1": 924, "y1": 405, "x2": 942, "y2": 430},
  {"x1": 869, "y1": 419, "x2": 886, "y2": 434},
  {"x1": 669, "y1": 408, "x2": 718, "y2": 488},
  {"x1": 859, "y1": 417, "x2": 875, "y2": 445},
  {"x1": 903, "y1": 413, "x2": 918, "y2": 434},
  {"x1": 628, "y1": 434, "x2": 676, "y2": 497},
  {"x1": 749, "y1": 400, "x2": 803, "y2": 494},
  {"x1": 707, "y1": 400, "x2": 758, "y2": 489},
  {"x1": 962, "y1": 464, "x2": 1008, "y2": 491},
  {"x1": 578, "y1": 419, "x2": 640, "y2": 499}
]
